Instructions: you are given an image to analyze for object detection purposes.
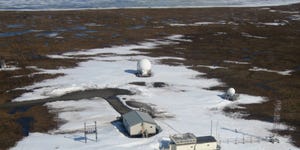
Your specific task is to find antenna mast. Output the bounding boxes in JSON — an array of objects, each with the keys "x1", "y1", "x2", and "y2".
[{"x1": 273, "y1": 100, "x2": 281, "y2": 136}]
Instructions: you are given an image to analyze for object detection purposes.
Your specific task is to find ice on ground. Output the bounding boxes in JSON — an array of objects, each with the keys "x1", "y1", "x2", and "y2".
[
  {"x1": 249, "y1": 67, "x2": 294, "y2": 75},
  {"x1": 11, "y1": 35, "x2": 297, "y2": 150},
  {"x1": 0, "y1": 29, "x2": 42, "y2": 38}
]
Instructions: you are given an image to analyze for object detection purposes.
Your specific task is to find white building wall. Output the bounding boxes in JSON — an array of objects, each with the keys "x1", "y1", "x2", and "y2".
[
  {"x1": 142, "y1": 122, "x2": 156, "y2": 134},
  {"x1": 129, "y1": 122, "x2": 156, "y2": 136},
  {"x1": 169, "y1": 142, "x2": 217, "y2": 150},
  {"x1": 130, "y1": 123, "x2": 142, "y2": 136},
  {"x1": 169, "y1": 143, "x2": 196, "y2": 150},
  {"x1": 195, "y1": 142, "x2": 217, "y2": 150}
]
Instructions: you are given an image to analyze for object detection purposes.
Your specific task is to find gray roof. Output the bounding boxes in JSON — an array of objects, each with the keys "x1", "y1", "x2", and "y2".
[
  {"x1": 123, "y1": 110, "x2": 156, "y2": 126},
  {"x1": 196, "y1": 136, "x2": 217, "y2": 144},
  {"x1": 170, "y1": 133, "x2": 197, "y2": 145}
]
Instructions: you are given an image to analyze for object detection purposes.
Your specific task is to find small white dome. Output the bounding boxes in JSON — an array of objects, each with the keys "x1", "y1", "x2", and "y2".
[
  {"x1": 137, "y1": 59, "x2": 151, "y2": 72},
  {"x1": 227, "y1": 88, "x2": 235, "y2": 96}
]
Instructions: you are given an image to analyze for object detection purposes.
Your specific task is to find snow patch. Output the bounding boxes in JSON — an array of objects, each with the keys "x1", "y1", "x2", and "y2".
[
  {"x1": 290, "y1": 14, "x2": 300, "y2": 21},
  {"x1": 84, "y1": 23, "x2": 104, "y2": 27},
  {"x1": 197, "y1": 65, "x2": 227, "y2": 70},
  {"x1": 224, "y1": 60, "x2": 250, "y2": 65},
  {"x1": 249, "y1": 67, "x2": 294, "y2": 75},
  {"x1": 170, "y1": 21, "x2": 227, "y2": 27},
  {"x1": 241, "y1": 32, "x2": 267, "y2": 39},
  {"x1": 256, "y1": 22, "x2": 288, "y2": 26},
  {"x1": 0, "y1": 65, "x2": 20, "y2": 71},
  {"x1": 47, "y1": 55, "x2": 74, "y2": 59}
]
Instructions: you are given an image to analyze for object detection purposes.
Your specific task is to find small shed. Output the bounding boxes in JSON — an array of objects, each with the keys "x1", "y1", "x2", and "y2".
[
  {"x1": 169, "y1": 133, "x2": 218, "y2": 150},
  {"x1": 122, "y1": 110, "x2": 157, "y2": 137}
]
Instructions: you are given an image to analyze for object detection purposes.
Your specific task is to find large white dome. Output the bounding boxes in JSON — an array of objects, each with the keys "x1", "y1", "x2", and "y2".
[
  {"x1": 137, "y1": 59, "x2": 151, "y2": 72},
  {"x1": 227, "y1": 88, "x2": 235, "y2": 96}
]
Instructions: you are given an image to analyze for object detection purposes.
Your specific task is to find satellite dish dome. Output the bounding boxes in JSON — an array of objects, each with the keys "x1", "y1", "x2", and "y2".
[
  {"x1": 137, "y1": 59, "x2": 152, "y2": 76},
  {"x1": 227, "y1": 88, "x2": 235, "y2": 96}
]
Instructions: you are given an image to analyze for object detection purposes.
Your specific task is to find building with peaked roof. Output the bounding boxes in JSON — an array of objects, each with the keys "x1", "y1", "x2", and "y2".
[
  {"x1": 169, "y1": 133, "x2": 218, "y2": 150},
  {"x1": 122, "y1": 110, "x2": 157, "y2": 137}
]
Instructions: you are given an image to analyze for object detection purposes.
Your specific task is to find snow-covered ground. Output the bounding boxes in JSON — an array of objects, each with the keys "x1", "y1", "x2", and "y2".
[
  {"x1": 11, "y1": 35, "x2": 297, "y2": 150},
  {"x1": 1, "y1": 0, "x2": 300, "y2": 10}
]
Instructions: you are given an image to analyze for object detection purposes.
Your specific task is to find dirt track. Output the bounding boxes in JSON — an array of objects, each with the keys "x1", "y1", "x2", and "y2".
[{"x1": 0, "y1": 88, "x2": 133, "y2": 114}]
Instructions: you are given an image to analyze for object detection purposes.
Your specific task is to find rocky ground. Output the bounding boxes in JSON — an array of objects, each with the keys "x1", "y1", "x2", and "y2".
[{"x1": 0, "y1": 4, "x2": 299, "y2": 149}]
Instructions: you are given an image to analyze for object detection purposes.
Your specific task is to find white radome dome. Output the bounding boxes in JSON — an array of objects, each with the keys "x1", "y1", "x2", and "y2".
[
  {"x1": 137, "y1": 59, "x2": 151, "y2": 72},
  {"x1": 227, "y1": 88, "x2": 235, "y2": 96}
]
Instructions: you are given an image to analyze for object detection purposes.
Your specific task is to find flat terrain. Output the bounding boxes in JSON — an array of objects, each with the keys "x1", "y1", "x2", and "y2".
[{"x1": 0, "y1": 4, "x2": 299, "y2": 149}]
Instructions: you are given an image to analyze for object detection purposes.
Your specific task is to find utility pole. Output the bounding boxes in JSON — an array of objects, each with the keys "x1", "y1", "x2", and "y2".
[
  {"x1": 210, "y1": 120, "x2": 213, "y2": 136},
  {"x1": 84, "y1": 122, "x2": 87, "y2": 143},
  {"x1": 95, "y1": 121, "x2": 98, "y2": 142},
  {"x1": 273, "y1": 100, "x2": 281, "y2": 136}
]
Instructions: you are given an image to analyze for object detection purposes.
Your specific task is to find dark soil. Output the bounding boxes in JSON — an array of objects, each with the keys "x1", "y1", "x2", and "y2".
[
  {"x1": 129, "y1": 82, "x2": 146, "y2": 86},
  {"x1": 129, "y1": 82, "x2": 168, "y2": 88},
  {"x1": 153, "y1": 82, "x2": 168, "y2": 88}
]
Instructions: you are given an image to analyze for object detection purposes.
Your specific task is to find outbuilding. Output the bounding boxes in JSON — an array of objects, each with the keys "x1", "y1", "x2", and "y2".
[
  {"x1": 169, "y1": 133, "x2": 218, "y2": 150},
  {"x1": 122, "y1": 110, "x2": 157, "y2": 137}
]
